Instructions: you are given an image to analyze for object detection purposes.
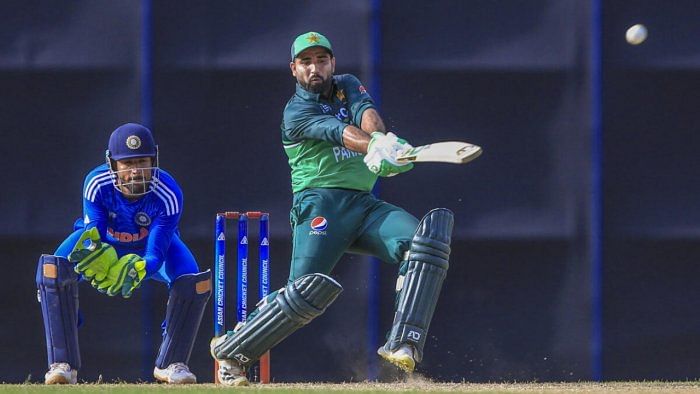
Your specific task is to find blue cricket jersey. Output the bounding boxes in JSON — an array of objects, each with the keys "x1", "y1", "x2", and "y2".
[{"x1": 81, "y1": 164, "x2": 183, "y2": 275}]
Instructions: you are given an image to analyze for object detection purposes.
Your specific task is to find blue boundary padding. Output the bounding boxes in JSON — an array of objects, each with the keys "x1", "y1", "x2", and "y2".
[
  {"x1": 590, "y1": 0, "x2": 603, "y2": 382},
  {"x1": 140, "y1": 0, "x2": 153, "y2": 381},
  {"x1": 367, "y1": 0, "x2": 383, "y2": 381}
]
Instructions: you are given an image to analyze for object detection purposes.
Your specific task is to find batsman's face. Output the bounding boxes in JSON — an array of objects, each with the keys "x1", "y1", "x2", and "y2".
[
  {"x1": 290, "y1": 47, "x2": 335, "y2": 95},
  {"x1": 114, "y1": 157, "x2": 154, "y2": 198}
]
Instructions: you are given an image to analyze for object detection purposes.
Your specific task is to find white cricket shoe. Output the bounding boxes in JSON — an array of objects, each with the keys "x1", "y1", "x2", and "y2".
[
  {"x1": 44, "y1": 362, "x2": 77, "y2": 384},
  {"x1": 377, "y1": 343, "x2": 416, "y2": 373},
  {"x1": 153, "y1": 362, "x2": 197, "y2": 384},
  {"x1": 210, "y1": 336, "x2": 249, "y2": 386}
]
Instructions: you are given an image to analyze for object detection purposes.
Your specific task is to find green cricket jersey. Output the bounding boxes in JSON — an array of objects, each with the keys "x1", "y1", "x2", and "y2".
[{"x1": 281, "y1": 74, "x2": 378, "y2": 193}]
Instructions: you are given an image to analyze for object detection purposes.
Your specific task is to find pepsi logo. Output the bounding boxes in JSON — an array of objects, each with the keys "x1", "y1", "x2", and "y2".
[{"x1": 310, "y1": 216, "x2": 328, "y2": 231}]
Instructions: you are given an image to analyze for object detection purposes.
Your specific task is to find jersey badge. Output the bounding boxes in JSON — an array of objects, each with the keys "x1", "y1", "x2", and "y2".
[
  {"x1": 336, "y1": 89, "x2": 346, "y2": 102},
  {"x1": 135, "y1": 211, "x2": 152, "y2": 227},
  {"x1": 126, "y1": 135, "x2": 142, "y2": 150},
  {"x1": 358, "y1": 85, "x2": 367, "y2": 94}
]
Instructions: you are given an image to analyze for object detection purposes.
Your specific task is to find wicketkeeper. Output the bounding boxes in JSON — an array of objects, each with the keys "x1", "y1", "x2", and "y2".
[
  {"x1": 36, "y1": 123, "x2": 211, "y2": 384},
  {"x1": 210, "y1": 32, "x2": 454, "y2": 386}
]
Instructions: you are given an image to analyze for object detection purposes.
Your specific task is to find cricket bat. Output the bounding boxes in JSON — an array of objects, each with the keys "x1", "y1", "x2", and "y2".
[{"x1": 396, "y1": 141, "x2": 482, "y2": 164}]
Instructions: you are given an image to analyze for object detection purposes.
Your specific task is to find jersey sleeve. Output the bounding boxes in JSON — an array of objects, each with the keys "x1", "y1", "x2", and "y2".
[
  {"x1": 282, "y1": 101, "x2": 347, "y2": 146},
  {"x1": 340, "y1": 74, "x2": 376, "y2": 127},
  {"x1": 143, "y1": 178, "x2": 183, "y2": 274},
  {"x1": 81, "y1": 170, "x2": 110, "y2": 238}
]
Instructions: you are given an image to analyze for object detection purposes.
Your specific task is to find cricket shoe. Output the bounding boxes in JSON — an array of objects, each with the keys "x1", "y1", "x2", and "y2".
[
  {"x1": 44, "y1": 362, "x2": 77, "y2": 384},
  {"x1": 377, "y1": 344, "x2": 416, "y2": 373},
  {"x1": 153, "y1": 362, "x2": 197, "y2": 384},
  {"x1": 210, "y1": 336, "x2": 249, "y2": 386}
]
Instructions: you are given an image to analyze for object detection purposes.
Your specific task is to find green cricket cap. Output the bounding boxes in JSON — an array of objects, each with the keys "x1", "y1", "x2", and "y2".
[{"x1": 291, "y1": 32, "x2": 333, "y2": 60}]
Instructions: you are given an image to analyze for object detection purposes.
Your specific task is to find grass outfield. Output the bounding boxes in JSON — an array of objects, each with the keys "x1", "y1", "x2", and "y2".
[{"x1": 2, "y1": 382, "x2": 700, "y2": 394}]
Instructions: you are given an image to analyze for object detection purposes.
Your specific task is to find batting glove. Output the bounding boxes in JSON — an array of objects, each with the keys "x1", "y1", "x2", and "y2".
[{"x1": 364, "y1": 132, "x2": 414, "y2": 177}]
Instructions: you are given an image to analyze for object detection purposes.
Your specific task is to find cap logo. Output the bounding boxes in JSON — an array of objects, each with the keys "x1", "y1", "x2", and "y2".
[
  {"x1": 306, "y1": 33, "x2": 321, "y2": 44},
  {"x1": 126, "y1": 135, "x2": 142, "y2": 150}
]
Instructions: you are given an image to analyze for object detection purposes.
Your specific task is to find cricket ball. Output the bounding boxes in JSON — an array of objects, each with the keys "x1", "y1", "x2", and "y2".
[{"x1": 626, "y1": 24, "x2": 647, "y2": 45}]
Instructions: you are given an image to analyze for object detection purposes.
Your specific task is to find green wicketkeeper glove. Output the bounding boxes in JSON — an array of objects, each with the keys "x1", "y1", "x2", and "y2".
[
  {"x1": 96, "y1": 254, "x2": 147, "y2": 298},
  {"x1": 68, "y1": 227, "x2": 119, "y2": 283},
  {"x1": 363, "y1": 132, "x2": 414, "y2": 177}
]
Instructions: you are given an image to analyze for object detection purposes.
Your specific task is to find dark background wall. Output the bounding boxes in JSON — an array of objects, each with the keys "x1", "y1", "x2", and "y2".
[{"x1": 1, "y1": 0, "x2": 699, "y2": 383}]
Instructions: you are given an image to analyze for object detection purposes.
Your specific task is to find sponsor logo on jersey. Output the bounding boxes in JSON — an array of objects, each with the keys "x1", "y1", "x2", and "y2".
[
  {"x1": 358, "y1": 85, "x2": 367, "y2": 94},
  {"x1": 135, "y1": 211, "x2": 151, "y2": 226},
  {"x1": 334, "y1": 107, "x2": 349, "y2": 121},
  {"x1": 320, "y1": 103, "x2": 332, "y2": 113},
  {"x1": 108, "y1": 227, "x2": 149, "y2": 243},
  {"x1": 309, "y1": 216, "x2": 328, "y2": 235},
  {"x1": 126, "y1": 135, "x2": 142, "y2": 149}
]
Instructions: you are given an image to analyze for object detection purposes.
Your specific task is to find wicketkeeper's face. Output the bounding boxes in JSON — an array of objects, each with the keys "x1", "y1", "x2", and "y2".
[
  {"x1": 290, "y1": 47, "x2": 335, "y2": 94},
  {"x1": 114, "y1": 157, "x2": 155, "y2": 197}
]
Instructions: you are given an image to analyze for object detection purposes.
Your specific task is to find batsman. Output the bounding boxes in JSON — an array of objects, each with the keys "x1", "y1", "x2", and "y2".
[
  {"x1": 210, "y1": 32, "x2": 454, "y2": 385},
  {"x1": 36, "y1": 123, "x2": 211, "y2": 384}
]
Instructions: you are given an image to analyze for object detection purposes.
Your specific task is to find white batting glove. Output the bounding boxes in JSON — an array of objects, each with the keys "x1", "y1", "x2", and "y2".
[{"x1": 364, "y1": 132, "x2": 414, "y2": 177}]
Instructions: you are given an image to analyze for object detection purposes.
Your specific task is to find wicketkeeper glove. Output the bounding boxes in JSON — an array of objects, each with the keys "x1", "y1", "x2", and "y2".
[
  {"x1": 68, "y1": 227, "x2": 119, "y2": 283},
  {"x1": 96, "y1": 254, "x2": 147, "y2": 298},
  {"x1": 364, "y1": 132, "x2": 414, "y2": 177}
]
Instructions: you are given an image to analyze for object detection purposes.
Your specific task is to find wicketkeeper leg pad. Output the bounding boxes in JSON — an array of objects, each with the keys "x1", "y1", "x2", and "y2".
[
  {"x1": 36, "y1": 254, "x2": 81, "y2": 369},
  {"x1": 383, "y1": 208, "x2": 454, "y2": 363},
  {"x1": 212, "y1": 273, "x2": 343, "y2": 366},
  {"x1": 156, "y1": 270, "x2": 212, "y2": 368}
]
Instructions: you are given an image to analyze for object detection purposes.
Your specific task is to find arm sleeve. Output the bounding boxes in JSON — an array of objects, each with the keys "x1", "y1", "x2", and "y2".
[
  {"x1": 340, "y1": 74, "x2": 377, "y2": 128},
  {"x1": 143, "y1": 181, "x2": 183, "y2": 274},
  {"x1": 283, "y1": 102, "x2": 348, "y2": 146},
  {"x1": 143, "y1": 213, "x2": 179, "y2": 274}
]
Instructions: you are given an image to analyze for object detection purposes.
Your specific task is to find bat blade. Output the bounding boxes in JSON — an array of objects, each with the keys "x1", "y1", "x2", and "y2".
[{"x1": 396, "y1": 141, "x2": 482, "y2": 164}]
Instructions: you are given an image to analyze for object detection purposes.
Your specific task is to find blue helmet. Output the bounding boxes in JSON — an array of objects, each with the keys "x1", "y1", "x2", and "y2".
[
  {"x1": 105, "y1": 123, "x2": 160, "y2": 197},
  {"x1": 107, "y1": 123, "x2": 157, "y2": 160}
]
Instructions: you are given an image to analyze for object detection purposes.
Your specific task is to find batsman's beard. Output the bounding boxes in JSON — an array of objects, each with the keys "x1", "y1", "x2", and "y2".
[{"x1": 304, "y1": 75, "x2": 332, "y2": 95}]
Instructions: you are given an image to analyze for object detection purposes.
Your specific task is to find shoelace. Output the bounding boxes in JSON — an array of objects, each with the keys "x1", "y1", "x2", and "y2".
[
  {"x1": 168, "y1": 362, "x2": 190, "y2": 374},
  {"x1": 50, "y1": 363, "x2": 71, "y2": 373}
]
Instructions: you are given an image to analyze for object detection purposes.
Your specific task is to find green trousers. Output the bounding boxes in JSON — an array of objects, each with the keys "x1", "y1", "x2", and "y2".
[{"x1": 288, "y1": 188, "x2": 418, "y2": 282}]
